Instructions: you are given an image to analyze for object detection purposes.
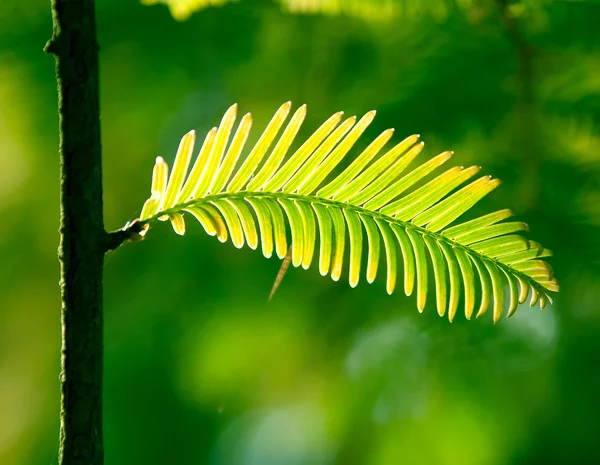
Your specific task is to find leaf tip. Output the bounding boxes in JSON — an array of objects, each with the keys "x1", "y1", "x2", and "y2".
[{"x1": 363, "y1": 110, "x2": 376, "y2": 122}]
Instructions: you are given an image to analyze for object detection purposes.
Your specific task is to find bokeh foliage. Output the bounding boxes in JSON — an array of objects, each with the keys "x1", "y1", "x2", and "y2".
[
  {"x1": 1, "y1": 0, "x2": 599, "y2": 464},
  {"x1": 141, "y1": 0, "x2": 556, "y2": 21}
]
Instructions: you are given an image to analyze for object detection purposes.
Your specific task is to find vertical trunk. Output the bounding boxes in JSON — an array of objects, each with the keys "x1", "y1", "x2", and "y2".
[{"x1": 46, "y1": 0, "x2": 106, "y2": 463}]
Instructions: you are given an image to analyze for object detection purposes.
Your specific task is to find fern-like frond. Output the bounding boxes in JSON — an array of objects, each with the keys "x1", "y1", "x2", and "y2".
[{"x1": 132, "y1": 102, "x2": 559, "y2": 323}]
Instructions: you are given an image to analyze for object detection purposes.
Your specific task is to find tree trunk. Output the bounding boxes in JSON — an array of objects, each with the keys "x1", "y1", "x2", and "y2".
[{"x1": 46, "y1": 0, "x2": 106, "y2": 463}]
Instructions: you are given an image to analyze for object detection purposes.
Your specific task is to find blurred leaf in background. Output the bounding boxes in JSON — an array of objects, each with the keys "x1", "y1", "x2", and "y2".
[{"x1": 1, "y1": 0, "x2": 599, "y2": 464}]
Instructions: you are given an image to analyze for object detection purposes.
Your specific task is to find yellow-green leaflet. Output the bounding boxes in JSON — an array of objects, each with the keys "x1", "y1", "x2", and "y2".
[
  {"x1": 313, "y1": 203, "x2": 333, "y2": 276},
  {"x1": 454, "y1": 247, "x2": 475, "y2": 319},
  {"x1": 228, "y1": 102, "x2": 291, "y2": 192},
  {"x1": 140, "y1": 156, "x2": 169, "y2": 220},
  {"x1": 471, "y1": 255, "x2": 492, "y2": 318},
  {"x1": 423, "y1": 235, "x2": 447, "y2": 317},
  {"x1": 263, "y1": 111, "x2": 344, "y2": 192},
  {"x1": 227, "y1": 199, "x2": 258, "y2": 250},
  {"x1": 296, "y1": 200, "x2": 316, "y2": 269},
  {"x1": 279, "y1": 198, "x2": 304, "y2": 267},
  {"x1": 169, "y1": 213, "x2": 186, "y2": 235},
  {"x1": 390, "y1": 224, "x2": 415, "y2": 296},
  {"x1": 484, "y1": 260, "x2": 505, "y2": 323},
  {"x1": 210, "y1": 113, "x2": 253, "y2": 194},
  {"x1": 329, "y1": 206, "x2": 346, "y2": 282},
  {"x1": 297, "y1": 111, "x2": 376, "y2": 195},
  {"x1": 284, "y1": 115, "x2": 357, "y2": 193},
  {"x1": 438, "y1": 241, "x2": 461, "y2": 322},
  {"x1": 162, "y1": 130, "x2": 196, "y2": 210},
  {"x1": 212, "y1": 199, "x2": 244, "y2": 248},
  {"x1": 407, "y1": 229, "x2": 428, "y2": 312},
  {"x1": 343, "y1": 209, "x2": 363, "y2": 288},
  {"x1": 195, "y1": 104, "x2": 237, "y2": 198},
  {"x1": 246, "y1": 198, "x2": 274, "y2": 258},
  {"x1": 359, "y1": 214, "x2": 380, "y2": 284},
  {"x1": 367, "y1": 150, "x2": 453, "y2": 211},
  {"x1": 263, "y1": 198, "x2": 288, "y2": 259},
  {"x1": 375, "y1": 218, "x2": 397, "y2": 295},
  {"x1": 344, "y1": 141, "x2": 424, "y2": 205},
  {"x1": 184, "y1": 206, "x2": 217, "y2": 236},
  {"x1": 178, "y1": 127, "x2": 217, "y2": 203},
  {"x1": 248, "y1": 104, "x2": 307, "y2": 191}
]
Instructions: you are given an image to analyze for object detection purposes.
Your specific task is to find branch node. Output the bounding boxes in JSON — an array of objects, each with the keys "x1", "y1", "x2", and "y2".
[{"x1": 103, "y1": 220, "x2": 149, "y2": 252}]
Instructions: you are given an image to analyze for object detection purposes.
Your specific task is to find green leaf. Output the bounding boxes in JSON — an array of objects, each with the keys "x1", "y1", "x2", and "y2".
[
  {"x1": 228, "y1": 199, "x2": 258, "y2": 250},
  {"x1": 210, "y1": 113, "x2": 253, "y2": 194},
  {"x1": 329, "y1": 206, "x2": 346, "y2": 282},
  {"x1": 454, "y1": 247, "x2": 476, "y2": 319},
  {"x1": 228, "y1": 102, "x2": 291, "y2": 192},
  {"x1": 359, "y1": 214, "x2": 380, "y2": 284},
  {"x1": 248, "y1": 104, "x2": 307, "y2": 191},
  {"x1": 177, "y1": 127, "x2": 217, "y2": 203},
  {"x1": 389, "y1": 224, "x2": 415, "y2": 297},
  {"x1": 263, "y1": 198, "x2": 288, "y2": 259},
  {"x1": 278, "y1": 198, "x2": 304, "y2": 267},
  {"x1": 317, "y1": 130, "x2": 403, "y2": 198},
  {"x1": 313, "y1": 203, "x2": 332, "y2": 276},
  {"x1": 245, "y1": 198, "x2": 274, "y2": 258},
  {"x1": 438, "y1": 241, "x2": 461, "y2": 322},
  {"x1": 131, "y1": 102, "x2": 558, "y2": 322},
  {"x1": 212, "y1": 199, "x2": 244, "y2": 249},
  {"x1": 407, "y1": 229, "x2": 428, "y2": 312},
  {"x1": 343, "y1": 209, "x2": 363, "y2": 288},
  {"x1": 375, "y1": 219, "x2": 397, "y2": 295},
  {"x1": 345, "y1": 141, "x2": 423, "y2": 205},
  {"x1": 195, "y1": 104, "x2": 237, "y2": 198},
  {"x1": 423, "y1": 235, "x2": 447, "y2": 317},
  {"x1": 296, "y1": 200, "x2": 316, "y2": 269}
]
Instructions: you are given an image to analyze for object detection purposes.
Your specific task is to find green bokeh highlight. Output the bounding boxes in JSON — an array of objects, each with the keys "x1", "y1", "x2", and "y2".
[{"x1": 1, "y1": 0, "x2": 599, "y2": 464}]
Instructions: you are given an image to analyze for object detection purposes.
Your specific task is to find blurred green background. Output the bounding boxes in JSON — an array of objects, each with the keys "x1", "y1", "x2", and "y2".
[{"x1": 1, "y1": 0, "x2": 600, "y2": 463}]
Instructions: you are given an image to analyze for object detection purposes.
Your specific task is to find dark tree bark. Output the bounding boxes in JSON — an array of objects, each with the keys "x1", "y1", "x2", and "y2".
[{"x1": 46, "y1": 0, "x2": 106, "y2": 463}]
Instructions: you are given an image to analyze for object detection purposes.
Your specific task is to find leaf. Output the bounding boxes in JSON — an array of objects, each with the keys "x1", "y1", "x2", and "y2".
[
  {"x1": 359, "y1": 214, "x2": 380, "y2": 284},
  {"x1": 131, "y1": 102, "x2": 559, "y2": 322}
]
